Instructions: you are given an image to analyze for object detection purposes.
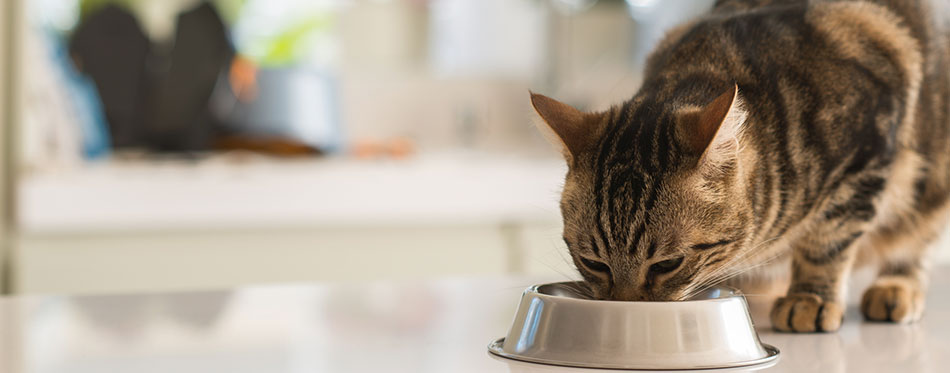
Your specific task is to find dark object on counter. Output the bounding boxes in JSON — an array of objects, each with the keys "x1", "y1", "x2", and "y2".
[
  {"x1": 69, "y1": 3, "x2": 336, "y2": 156},
  {"x1": 70, "y1": 3, "x2": 234, "y2": 152},
  {"x1": 143, "y1": 2, "x2": 235, "y2": 152},
  {"x1": 69, "y1": 4, "x2": 150, "y2": 148}
]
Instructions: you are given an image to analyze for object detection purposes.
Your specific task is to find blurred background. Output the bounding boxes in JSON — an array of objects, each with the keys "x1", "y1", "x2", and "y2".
[{"x1": 2, "y1": 0, "x2": 943, "y2": 296}]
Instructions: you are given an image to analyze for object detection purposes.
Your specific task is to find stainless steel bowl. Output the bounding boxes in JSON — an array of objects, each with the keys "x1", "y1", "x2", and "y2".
[{"x1": 489, "y1": 282, "x2": 779, "y2": 370}]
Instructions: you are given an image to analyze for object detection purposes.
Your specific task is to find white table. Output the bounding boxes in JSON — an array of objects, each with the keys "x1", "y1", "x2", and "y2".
[{"x1": 2, "y1": 271, "x2": 949, "y2": 372}]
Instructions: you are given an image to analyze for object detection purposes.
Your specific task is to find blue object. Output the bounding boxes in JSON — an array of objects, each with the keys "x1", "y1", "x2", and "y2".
[
  {"x1": 212, "y1": 67, "x2": 343, "y2": 153},
  {"x1": 45, "y1": 29, "x2": 111, "y2": 159}
]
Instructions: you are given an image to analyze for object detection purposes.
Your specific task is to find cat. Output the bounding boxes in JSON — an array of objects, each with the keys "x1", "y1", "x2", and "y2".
[{"x1": 531, "y1": 0, "x2": 950, "y2": 333}]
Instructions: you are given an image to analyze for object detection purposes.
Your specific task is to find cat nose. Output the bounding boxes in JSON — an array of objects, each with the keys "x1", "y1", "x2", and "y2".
[
  {"x1": 609, "y1": 286, "x2": 647, "y2": 301},
  {"x1": 608, "y1": 271, "x2": 647, "y2": 301}
]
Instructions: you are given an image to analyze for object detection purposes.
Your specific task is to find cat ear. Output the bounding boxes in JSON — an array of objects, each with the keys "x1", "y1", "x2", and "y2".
[
  {"x1": 530, "y1": 92, "x2": 602, "y2": 160},
  {"x1": 679, "y1": 84, "x2": 747, "y2": 166}
]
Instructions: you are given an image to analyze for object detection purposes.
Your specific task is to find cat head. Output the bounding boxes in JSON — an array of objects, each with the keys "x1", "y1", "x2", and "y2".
[{"x1": 532, "y1": 85, "x2": 756, "y2": 301}]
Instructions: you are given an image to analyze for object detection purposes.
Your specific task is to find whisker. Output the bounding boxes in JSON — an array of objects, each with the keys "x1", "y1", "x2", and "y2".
[
  {"x1": 562, "y1": 282, "x2": 594, "y2": 299},
  {"x1": 684, "y1": 251, "x2": 776, "y2": 299},
  {"x1": 678, "y1": 237, "x2": 782, "y2": 300},
  {"x1": 681, "y1": 243, "x2": 786, "y2": 300},
  {"x1": 532, "y1": 237, "x2": 583, "y2": 283}
]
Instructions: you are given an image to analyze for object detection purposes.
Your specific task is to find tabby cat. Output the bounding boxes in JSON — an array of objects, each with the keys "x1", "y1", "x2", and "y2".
[{"x1": 532, "y1": 0, "x2": 950, "y2": 332}]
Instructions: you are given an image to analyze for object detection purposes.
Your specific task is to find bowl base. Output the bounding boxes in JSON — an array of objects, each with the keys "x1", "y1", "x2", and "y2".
[{"x1": 487, "y1": 338, "x2": 780, "y2": 371}]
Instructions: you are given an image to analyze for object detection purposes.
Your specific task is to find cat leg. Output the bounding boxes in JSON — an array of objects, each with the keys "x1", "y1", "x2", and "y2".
[
  {"x1": 770, "y1": 227, "x2": 864, "y2": 333},
  {"x1": 860, "y1": 208, "x2": 948, "y2": 323}
]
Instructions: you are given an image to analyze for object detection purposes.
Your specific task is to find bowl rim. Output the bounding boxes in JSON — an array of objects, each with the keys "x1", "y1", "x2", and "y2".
[{"x1": 528, "y1": 281, "x2": 745, "y2": 305}]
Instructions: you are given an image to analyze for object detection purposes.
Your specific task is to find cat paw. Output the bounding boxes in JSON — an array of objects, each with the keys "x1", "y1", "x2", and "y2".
[
  {"x1": 770, "y1": 293, "x2": 844, "y2": 333},
  {"x1": 861, "y1": 278, "x2": 925, "y2": 323}
]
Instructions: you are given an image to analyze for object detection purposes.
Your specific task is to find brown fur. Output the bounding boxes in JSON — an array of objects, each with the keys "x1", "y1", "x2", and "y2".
[{"x1": 532, "y1": 0, "x2": 950, "y2": 332}]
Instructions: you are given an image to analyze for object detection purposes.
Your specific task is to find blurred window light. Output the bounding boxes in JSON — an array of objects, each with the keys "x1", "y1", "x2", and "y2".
[
  {"x1": 233, "y1": 0, "x2": 343, "y2": 68},
  {"x1": 29, "y1": 0, "x2": 81, "y2": 32},
  {"x1": 625, "y1": 0, "x2": 714, "y2": 65},
  {"x1": 429, "y1": 0, "x2": 548, "y2": 78},
  {"x1": 624, "y1": 0, "x2": 659, "y2": 9},
  {"x1": 551, "y1": 0, "x2": 599, "y2": 14}
]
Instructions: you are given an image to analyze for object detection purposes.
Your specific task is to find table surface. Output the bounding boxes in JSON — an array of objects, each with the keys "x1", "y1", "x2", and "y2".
[{"x1": 2, "y1": 271, "x2": 949, "y2": 373}]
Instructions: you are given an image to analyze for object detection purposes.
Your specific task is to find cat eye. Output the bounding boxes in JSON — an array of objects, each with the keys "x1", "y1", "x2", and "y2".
[
  {"x1": 649, "y1": 257, "x2": 684, "y2": 275},
  {"x1": 579, "y1": 257, "x2": 610, "y2": 274}
]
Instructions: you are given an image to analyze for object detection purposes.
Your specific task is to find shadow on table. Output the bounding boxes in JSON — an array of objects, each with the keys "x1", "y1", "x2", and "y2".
[{"x1": 70, "y1": 291, "x2": 233, "y2": 339}]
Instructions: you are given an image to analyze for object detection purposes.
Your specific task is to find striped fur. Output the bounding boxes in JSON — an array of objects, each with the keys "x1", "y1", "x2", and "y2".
[{"x1": 533, "y1": 0, "x2": 950, "y2": 332}]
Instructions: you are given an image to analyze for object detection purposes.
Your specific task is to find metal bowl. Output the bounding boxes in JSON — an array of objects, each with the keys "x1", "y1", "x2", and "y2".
[{"x1": 488, "y1": 282, "x2": 779, "y2": 370}]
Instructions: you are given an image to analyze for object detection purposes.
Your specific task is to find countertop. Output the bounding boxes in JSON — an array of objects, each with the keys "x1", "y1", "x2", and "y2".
[
  {"x1": 2, "y1": 271, "x2": 949, "y2": 373},
  {"x1": 19, "y1": 153, "x2": 566, "y2": 233}
]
